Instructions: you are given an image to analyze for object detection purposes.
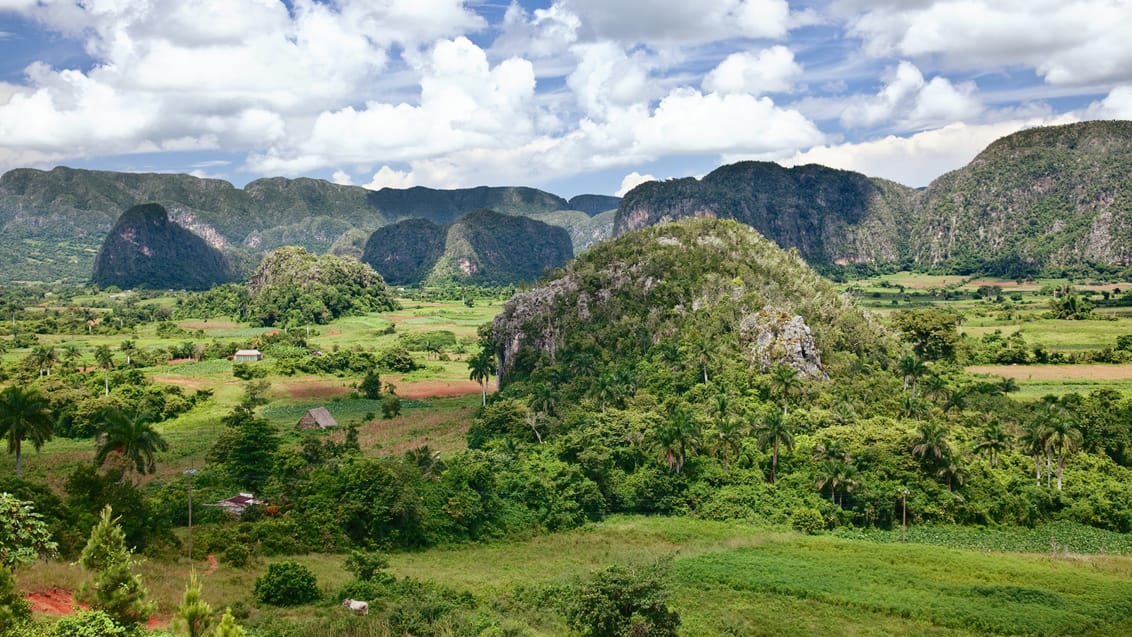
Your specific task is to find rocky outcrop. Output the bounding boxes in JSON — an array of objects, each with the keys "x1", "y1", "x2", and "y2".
[
  {"x1": 740, "y1": 307, "x2": 826, "y2": 379},
  {"x1": 91, "y1": 203, "x2": 232, "y2": 290}
]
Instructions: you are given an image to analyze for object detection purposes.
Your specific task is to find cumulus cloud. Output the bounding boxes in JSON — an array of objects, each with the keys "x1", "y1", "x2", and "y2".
[
  {"x1": 843, "y1": 0, "x2": 1132, "y2": 86},
  {"x1": 782, "y1": 115, "x2": 1077, "y2": 186},
  {"x1": 364, "y1": 166, "x2": 416, "y2": 190},
  {"x1": 840, "y1": 61, "x2": 981, "y2": 132},
  {"x1": 567, "y1": 42, "x2": 654, "y2": 118},
  {"x1": 702, "y1": 46, "x2": 802, "y2": 95},
  {"x1": 561, "y1": 0, "x2": 791, "y2": 43},
  {"x1": 1086, "y1": 86, "x2": 1132, "y2": 119},
  {"x1": 616, "y1": 171, "x2": 656, "y2": 196}
]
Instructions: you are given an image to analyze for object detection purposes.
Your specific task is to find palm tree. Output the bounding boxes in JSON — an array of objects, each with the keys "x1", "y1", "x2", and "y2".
[
  {"x1": 93, "y1": 407, "x2": 169, "y2": 477},
  {"x1": 120, "y1": 340, "x2": 138, "y2": 367},
  {"x1": 0, "y1": 386, "x2": 55, "y2": 478},
  {"x1": 528, "y1": 384, "x2": 558, "y2": 417},
  {"x1": 769, "y1": 364, "x2": 801, "y2": 415},
  {"x1": 1044, "y1": 411, "x2": 1082, "y2": 491},
  {"x1": 685, "y1": 336, "x2": 712, "y2": 384},
  {"x1": 974, "y1": 420, "x2": 1010, "y2": 467},
  {"x1": 815, "y1": 458, "x2": 857, "y2": 506},
  {"x1": 911, "y1": 421, "x2": 952, "y2": 466},
  {"x1": 708, "y1": 394, "x2": 744, "y2": 473},
  {"x1": 61, "y1": 344, "x2": 83, "y2": 373},
  {"x1": 94, "y1": 345, "x2": 114, "y2": 396},
  {"x1": 467, "y1": 348, "x2": 496, "y2": 406},
  {"x1": 754, "y1": 411, "x2": 794, "y2": 484},
  {"x1": 655, "y1": 405, "x2": 699, "y2": 473},
  {"x1": 1019, "y1": 417, "x2": 1050, "y2": 487},
  {"x1": 898, "y1": 354, "x2": 926, "y2": 394},
  {"x1": 920, "y1": 373, "x2": 949, "y2": 405},
  {"x1": 936, "y1": 457, "x2": 969, "y2": 491},
  {"x1": 31, "y1": 345, "x2": 56, "y2": 377}
]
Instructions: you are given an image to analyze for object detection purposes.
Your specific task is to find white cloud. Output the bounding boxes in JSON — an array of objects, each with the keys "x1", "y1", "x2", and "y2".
[
  {"x1": 331, "y1": 169, "x2": 354, "y2": 186},
  {"x1": 702, "y1": 46, "x2": 802, "y2": 95},
  {"x1": 616, "y1": 171, "x2": 656, "y2": 196},
  {"x1": 364, "y1": 166, "x2": 416, "y2": 190},
  {"x1": 1086, "y1": 86, "x2": 1132, "y2": 119},
  {"x1": 840, "y1": 61, "x2": 981, "y2": 132},
  {"x1": 844, "y1": 0, "x2": 1132, "y2": 86},
  {"x1": 494, "y1": 2, "x2": 581, "y2": 58},
  {"x1": 783, "y1": 115, "x2": 1078, "y2": 187},
  {"x1": 561, "y1": 0, "x2": 791, "y2": 43},
  {"x1": 567, "y1": 42, "x2": 654, "y2": 118}
]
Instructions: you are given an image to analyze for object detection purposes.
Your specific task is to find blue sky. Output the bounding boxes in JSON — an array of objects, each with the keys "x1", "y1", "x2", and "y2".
[{"x1": 0, "y1": 0, "x2": 1130, "y2": 197}]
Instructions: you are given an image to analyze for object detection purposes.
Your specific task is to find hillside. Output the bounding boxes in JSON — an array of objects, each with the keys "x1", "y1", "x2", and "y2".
[
  {"x1": 492, "y1": 217, "x2": 894, "y2": 386},
  {"x1": 614, "y1": 162, "x2": 918, "y2": 268},
  {"x1": 0, "y1": 167, "x2": 609, "y2": 284},
  {"x1": 364, "y1": 209, "x2": 574, "y2": 286},
  {"x1": 90, "y1": 203, "x2": 232, "y2": 290},
  {"x1": 911, "y1": 120, "x2": 1132, "y2": 276}
]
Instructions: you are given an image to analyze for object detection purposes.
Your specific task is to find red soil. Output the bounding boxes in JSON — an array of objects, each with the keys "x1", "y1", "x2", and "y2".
[{"x1": 27, "y1": 588, "x2": 82, "y2": 616}]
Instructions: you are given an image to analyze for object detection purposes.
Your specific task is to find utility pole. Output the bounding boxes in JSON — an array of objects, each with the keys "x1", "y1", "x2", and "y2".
[{"x1": 901, "y1": 489, "x2": 908, "y2": 543}]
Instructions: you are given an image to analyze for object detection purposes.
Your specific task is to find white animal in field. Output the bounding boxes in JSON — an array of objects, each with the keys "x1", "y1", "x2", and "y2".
[{"x1": 342, "y1": 598, "x2": 369, "y2": 615}]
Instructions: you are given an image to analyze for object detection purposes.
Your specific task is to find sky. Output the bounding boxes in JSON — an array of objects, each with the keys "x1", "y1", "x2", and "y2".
[{"x1": 0, "y1": 1, "x2": 1131, "y2": 198}]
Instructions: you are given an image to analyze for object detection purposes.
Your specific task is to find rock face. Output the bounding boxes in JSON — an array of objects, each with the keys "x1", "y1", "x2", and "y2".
[
  {"x1": 491, "y1": 217, "x2": 892, "y2": 386},
  {"x1": 91, "y1": 203, "x2": 231, "y2": 290},
  {"x1": 362, "y1": 209, "x2": 574, "y2": 286},
  {"x1": 566, "y1": 194, "x2": 621, "y2": 216}
]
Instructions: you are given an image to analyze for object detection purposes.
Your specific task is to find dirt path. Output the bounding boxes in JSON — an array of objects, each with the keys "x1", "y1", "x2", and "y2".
[{"x1": 967, "y1": 364, "x2": 1132, "y2": 381}]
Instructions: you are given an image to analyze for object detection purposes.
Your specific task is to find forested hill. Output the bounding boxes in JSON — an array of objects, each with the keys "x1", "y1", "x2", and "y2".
[
  {"x1": 614, "y1": 120, "x2": 1132, "y2": 276},
  {"x1": 363, "y1": 209, "x2": 574, "y2": 286},
  {"x1": 0, "y1": 167, "x2": 617, "y2": 284},
  {"x1": 614, "y1": 162, "x2": 917, "y2": 268}
]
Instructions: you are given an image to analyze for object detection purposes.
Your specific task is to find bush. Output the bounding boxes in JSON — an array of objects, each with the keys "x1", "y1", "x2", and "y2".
[
  {"x1": 792, "y1": 507, "x2": 826, "y2": 535},
  {"x1": 254, "y1": 561, "x2": 320, "y2": 606},
  {"x1": 382, "y1": 394, "x2": 402, "y2": 419},
  {"x1": 52, "y1": 610, "x2": 129, "y2": 637},
  {"x1": 563, "y1": 562, "x2": 680, "y2": 637}
]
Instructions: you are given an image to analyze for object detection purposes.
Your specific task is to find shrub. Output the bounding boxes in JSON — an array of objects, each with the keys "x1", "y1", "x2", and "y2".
[
  {"x1": 51, "y1": 610, "x2": 129, "y2": 637},
  {"x1": 562, "y1": 562, "x2": 680, "y2": 637},
  {"x1": 792, "y1": 507, "x2": 826, "y2": 535},
  {"x1": 254, "y1": 561, "x2": 320, "y2": 606},
  {"x1": 344, "y1": 550, "x2": 391, "y2": 582},
  {"x1": 382, "y1": 394, "x2": 402, "y2": 418}
]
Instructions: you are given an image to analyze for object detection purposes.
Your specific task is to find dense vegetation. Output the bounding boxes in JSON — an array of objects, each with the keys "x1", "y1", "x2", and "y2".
[
  {"x1": 364, "y1": 209, "x2": 574, "y2": 286},
  {"x1": 91, "y1": 204, "x2": 233, "y2": 291}
]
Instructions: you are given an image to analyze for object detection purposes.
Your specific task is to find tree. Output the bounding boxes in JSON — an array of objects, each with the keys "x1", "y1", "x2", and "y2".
[
  {"x1": 898, "y1": 354, "x2": 927, "y2": 394},
  {"x1": 655, "y1": 405, "x2": 699, "y2": 473},
  {"x1": 95, "y1": 345, "x2": 115, "y2": 396},
  {"x1": 177, "y1": 570, "x2": 211, "y2": 637},
  {"x1": 30, "y1": 345, "x2": 55, "y2": 377},
  {"x1": 93, "y1": 407, "x2": 169, "y2": 477},
  {"x1": 769, "y1": 364, "x2": 801, "y2": 415},
  {"x1": 0, "y1": 385, "x2": 55, "y2": 478},
  {"x1": 974, "y1": 420, "x2": 1010, "y2": 467},
  {"x1": 467, "y1": 347, "x2": 496, "y2": 406},
  {"x1": 911, "y1": 421, "x2": 952, "y2": 467},
  {"x1": 815, "y1": 458, "x2": 857, "y2": 506},
  {"x1": 254, "y1": 561, "x2": 320, "y2": 606},
  {"x1": 891, "y1": 309, "x2": 960, "y2": 361},
  {"x1": 76, "y1": 505, "x2": 154, "y2": 629},
  {"x1": 0, "y1": 566, "x2": 31, "y2": 637},
  {"x1": 936, "y1": 456, "x2": 969, "y2": 492},
  {"x1": 359, "y1": 370, "x2": 382, "y2": 400},
  {"x1": 754, "y1": 411, "x2": 794, "y2": 484},
  {"x1": 1044, "y1": 409, "x2": 1082, "y2": 491},
  {"x1": 0, "y1": 492, "x2": 58, "y2": 569},
  {"x1": 564, "y1": 562, "x2": 680, "y2": 637},
  {"x1": 119, "y1": 340, "x2": 137, "y2": 367},
  {"x1": 213, "y1": 608, "x2": 246, "y2": 637},
  {"x1": 1019, "y1": 417, "x2": 1051, "y2": 487},
  {"x1": 709, "y1": 394, "x2": 745, "y2": 473}
]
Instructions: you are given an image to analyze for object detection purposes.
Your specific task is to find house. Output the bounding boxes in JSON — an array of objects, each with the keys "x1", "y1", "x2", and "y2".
[
  {"x1": 297, "y1": 406, "x2": 337, "y2": 430},
  {"x1": 233, "y1": 349, "x2": 263, "y2": 362},
  {"x1": 215, "y1": 492, "x2": 264, "y2": 514}
]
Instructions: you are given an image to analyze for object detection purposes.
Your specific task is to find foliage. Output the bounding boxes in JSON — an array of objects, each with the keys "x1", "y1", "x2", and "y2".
[
  {"x1": 563, "y1": 562, "x2": 680, "y2": 637},
  {"x1": 359, "y1": 370, "x2": 382, "y2": 400},
  {"x1": 212, "y1": 608, "x2": 246, "y2": 637},
  {"x1": 382, "y1": 393, "x2": 402, "y2": 419},
  {"x1": 177, "y1": 570, "x2": 212, "y2": 637},
  {"x1": 76, "y1": 506, "x2": 154, "y2": 628},
  {"x1": 0, "y1": 492, "x2": 58, "y2": 568},
  {"x1": 92, "y1": 407, "x2": 169, "y2": 476},
  {"x1": 0, "y1": 566, "x2": 31, "y2": 636},
  {"x1": 253, "y1": 561, "x2": 320, "y2": 606},
  {"x1": 890, "y1": 309, "x2": 960, "y2": 360},
  {"x1": 791, "y1": 507, "x2": 825, "y2": 535},
  {"x1": 343, "y1": 549, "x2": 391, "y2": 582},
  {"x1": 50, "y1": 610, "x2": 130, "y2": 637},
  {"x1": 0, "y1": 385, "x2": 55, "y2": 477}
]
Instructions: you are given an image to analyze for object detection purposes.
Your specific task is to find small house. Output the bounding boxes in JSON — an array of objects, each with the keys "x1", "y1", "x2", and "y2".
[
  {"x1": 216, "y1": 492, "x2": 264, "y2": 514},
  {"x1": 233, "y1": 349, "x2": 263, "y2": 362},
  {"x1": 297, "y1": 406, "x2": 337, "y2": 430}
]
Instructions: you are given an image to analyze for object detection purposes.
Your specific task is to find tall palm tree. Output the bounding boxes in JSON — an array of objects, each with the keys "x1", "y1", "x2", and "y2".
[
  {"x1": 655, "y1": 405, "x2": 699, "y2": 473},
  {"x1": 936, "y1": 457, "x2": 969, "y2": 492},
  {"x1": 31, "y1": 345, "x2": 56, "y2": 377},
  {"x1": 94, "y1": 345, "x2": 114, "y2": 396},
  {"x1": 769, "y1": 364, "x2": 801, "y2": 415},
  {"x1": 0, "y1": 386, "x2": 55, "y2": 478},
  {"x1": 467, "y1": 348, "x2": 496, "y2": 406},
  {"x1": 1019, "y1": 418, "x2": 1050, "y2": 487},
  {"x1": 61, "y1": 344, "x2": 83, "y2": 373},
  {"x1": 93, "y1": 407, "x2": 169, "y2": 477},
  {"x1": 911, "y1": 421, "x2": 952, "y2": 466},
  {"x1": 974, "y1": 420, "x2": 1010, "y2": 468},
  {"x1": 1044, "y1": 411, "x2": 1082, "y2": 491},
  {"x1": 119, "y1": 340, "x2": 138, "y2": 367},
  {"x1": 708, "y1": 394, "x2": 744, "y2": 473},
  {"x1": 685, "y1": 336, "x2": 712, "y2": 384},
  {"x1": 815, "y1": 458, "x2": 857, "y2": 506},
  {"x1": 898, "y1": 354, "x2": 927, "y2": 394},
  {"x1": 755, "y1": 411, "x2": 794, "y2": 484}
]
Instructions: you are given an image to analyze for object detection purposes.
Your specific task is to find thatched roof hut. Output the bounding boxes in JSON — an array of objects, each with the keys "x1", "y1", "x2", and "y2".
[{"x1": 297, "y1": 406, "x2": 337, "y2": 430}]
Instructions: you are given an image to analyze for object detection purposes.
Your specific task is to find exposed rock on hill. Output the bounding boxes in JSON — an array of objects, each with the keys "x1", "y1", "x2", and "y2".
[
  {"x1": 363, "y1": 209, "x2": 574, "y2": 286},
  {"x1": 492, "y1": 217, "x2": 893, "y2": 386},
  {"x1": 911, "y1": 120, "x2": 1132, "y2": 276},
  {"x1": 91, "y1": 203, "x2": 232, "y2": 290},
  {"x1": 566, "y1": 194, "x2": 621, "y2": 216}
]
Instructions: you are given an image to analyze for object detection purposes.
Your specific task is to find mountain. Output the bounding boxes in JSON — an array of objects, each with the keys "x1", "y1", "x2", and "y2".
[
  {"x1": 566, "y1": 194, "x2": 621, "y2": 216},
  {"x1": 614, "y1": 162, "x2": 918, "y2": 268},
  {"x1": 612, "y1": 121, "x2": 1132, "y2": 275},
  {"x1": 910, "y1": 120, "x2": 1132, "y2": 276},
  {"x1": 529, "y1": 209, "x2": 617, "y2": 255},
  {"x1": 491, "y1": 217, "x2": 893, "y2": 387},
  {"x1": 91, "y1": 203, "x2": 232, "y2": 290},
  {"x1": 363, "y1": 209, "x2": 574, "y2": 286},
  {"x1": 0, "y1": 166, "x2": 613, "y2": 284}
]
